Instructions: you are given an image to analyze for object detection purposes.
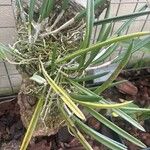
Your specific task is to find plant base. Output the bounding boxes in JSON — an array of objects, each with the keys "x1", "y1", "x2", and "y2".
[{"x1": 18, "y1": 77, "x2": 64, "y2": 137}]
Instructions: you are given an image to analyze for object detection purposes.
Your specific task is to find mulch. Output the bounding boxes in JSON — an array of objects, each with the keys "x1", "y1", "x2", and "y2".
[{"x1": 0, "y1": 68, "x2": 150, "y2": 150}]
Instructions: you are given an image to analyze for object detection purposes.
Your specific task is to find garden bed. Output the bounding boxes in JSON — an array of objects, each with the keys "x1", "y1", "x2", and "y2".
[
  {"x1": 0, "y1": 98, "x2": 103, "y2": 150},
  {"x1": 0, "y1": 68, "x2": 149, "y2": 150}
]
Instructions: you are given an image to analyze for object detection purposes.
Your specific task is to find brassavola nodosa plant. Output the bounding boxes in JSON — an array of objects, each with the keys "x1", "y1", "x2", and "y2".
[{"x1": 0, "y1": 0, "x2": 150, "y2": 150}]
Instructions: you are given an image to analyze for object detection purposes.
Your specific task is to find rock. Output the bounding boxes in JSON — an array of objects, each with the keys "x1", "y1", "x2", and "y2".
[{"x1": 116, "y1": 78, "x2": 138, "y2": 96}]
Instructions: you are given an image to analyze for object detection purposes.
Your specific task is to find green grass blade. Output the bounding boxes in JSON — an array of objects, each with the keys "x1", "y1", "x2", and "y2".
[
  {"x1": 75, "y1": 130, "x2": 93, "y2": 150},
  {"x1": 94, "y1": 10, "x2": 150, "y2": 25},
  {"x1": 87, "y1": 108, "x2": 147, "y2": 148},
  {"x1": 94, "y1": 41, "x2": 133, "y2": 94},
  {"x1": 0, "y1": 43, "x2": 25, "y2": 60},
  {"x1": 78, "y1": 0, "x2": 94, "y2": 69},
  {"x1": 70, "y1": 81, "x2": 133, "y2": 109},
  {"x1": 85, "y1": 81, "x2": 126, "y2": 92},
  {"x1": 81, "y1": 5, "x2": 111, "y2": 69},
  {"x1": 73, "y1": 72, "x2": 109, "y2": 82},
  {"x1": 20, "y1": 97, "x2": 44, "y2": 150},
  {"x1": 28, "y1": 0, "x2": 36, "y2": 41},
  {"x1": 74, "y1": 117, "x2": 127, "y2": 150},
  {"x1": 56, "y1": 32, "x2": 150, "y2": 64}
]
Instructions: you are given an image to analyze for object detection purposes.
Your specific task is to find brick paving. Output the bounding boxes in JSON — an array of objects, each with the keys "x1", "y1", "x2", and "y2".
[{"x1": 0, "y1": 1, "x2": 21, "y2": 96}]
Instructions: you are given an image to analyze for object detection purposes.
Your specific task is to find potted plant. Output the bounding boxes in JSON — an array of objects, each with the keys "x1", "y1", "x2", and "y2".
[{"x1": 0, "y1": 0, "x2": 150, "y2": 149}]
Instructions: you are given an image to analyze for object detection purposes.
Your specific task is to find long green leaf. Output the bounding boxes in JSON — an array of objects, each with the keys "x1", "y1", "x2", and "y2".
[
  {"x1": 94, "y1": 10, "x2": 150, "y2": 25},
  {"x1": 69, "y1": 80, "x2": 98, "y2": 97},
  {"x1": 74, "y1": 117, "x2": 127, "y2": 150},
  {"x1": 92, "y1": 44, "x2": 118, "y2": 65},
  {"x1": 83, "y1": 23, "x2": 112, "y2": 69},
  {"x1": 70, "y1": 93, "x2": 102, "y2": 102},
  {"x1": 78, "y1": 0, "x2": 94, "y2": 69},
  {"x1": 94, "y1": 41, "x2": 133, "y2": 94},
  {"x1": 101, "y1": 99, "x2": 146, "y2": 132},
  {"x1": 121, "y1": 107, "x2": 150, "y2": 112},
  {"x1": 113, "y1": 108, "x2": 145, "y2": 132},
  {"x1": 132, "y1": 36, "x2": 150, "y2": 53},
  {"x1": 56, "y1": 32, "x2": 150, "y2": 64},
  {"x1": 98, "y1": 22, "x2": 112, "y2": 42},
  {"x1": 59, "y1": 104, "x2": 93, "y2": 150},
  {"x1": 73, "y1": 99, "x2": 133, "y2": 109},
  {"x1": 87, "y1": 108, "x2": 146, "y2": 148},
  {"x1": 0, "y1": 46, "x2": 6, "y2": 59},
  {"x1": 41, "y1": 62, "x2": 86, "y2": 120},
  {"x1": 73, "y1": 71, "x2": 109, "y2": 82},
  {"x1": 70, "y1": 80, "x2": 145, "y2": 131},
  {"x1": 0, "y1": 43, "x2": 26, "y2": 61},
  {"x1": 115, "y1": 36, "x2": 150, "y2": 63},
  {"x1": 29, "y1": 0, "x2": 36, "y2": 23},
  {"x1": 82, "y1": 5, "x2": 111, "y2": 70},
  {"x1": 39, "y1": 0, "x2": 54, "y2": 21},
  {"x1": 97, "y1": 4, "x2": 111, "y2": 42},
  {"x1": 16, "y1": 0, "x2": 26, "y2": 22},
  {"x1": 20, "y1": 97, "x2": 44, "y2": 150}
]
